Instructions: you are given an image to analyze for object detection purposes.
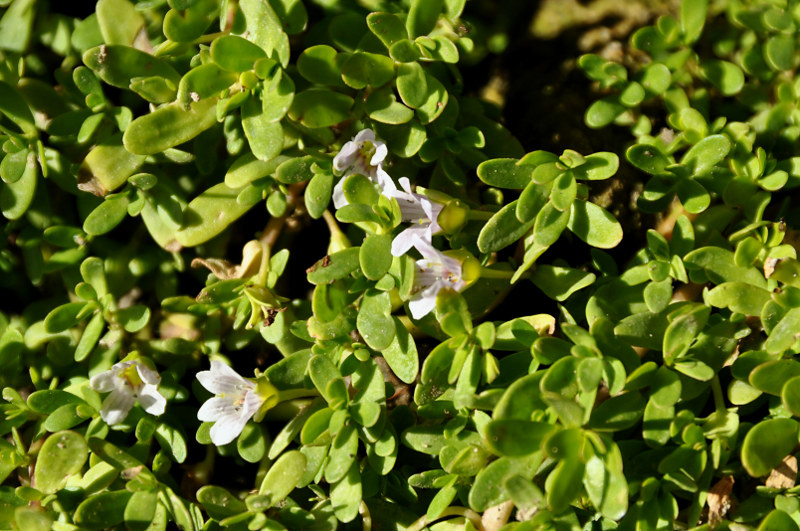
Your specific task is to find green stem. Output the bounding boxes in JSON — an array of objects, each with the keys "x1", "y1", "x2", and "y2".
[
  {"x1": 467, "y1": 210, "x2": 493, "y2": 220},
  {"x1": 406, "y1": 507, "x2": 484, "y2": 531},
  {"x1": 711, "y1": 376, "x2": 726, "y2": 413},
  {"x1": 479, "y1": 266, "x2": 523, "y2": 280},
  {"x1": 191, "y1": 31, "x2": 228, "y2": 45}
]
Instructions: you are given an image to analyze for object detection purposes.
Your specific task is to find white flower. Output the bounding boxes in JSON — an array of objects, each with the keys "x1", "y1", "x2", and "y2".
[
  {"x1": 90, "y1": 360, "x2": 167, "y2": 425},
  {"x1": 196, "y1": 360, "x2": 265, "y2": 446},
  {"x1": 388, "y1": 177, "x2": 444, "y2": 257},
  {"x1": 332, "y1": 129, "x2": 396, "y2": 209},
  {"x1": 408, "y1": 236, "x2": 467, "y2": 320}
]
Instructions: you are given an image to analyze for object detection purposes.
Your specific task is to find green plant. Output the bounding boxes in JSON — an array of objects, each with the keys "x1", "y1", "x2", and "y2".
[{"x1": 3, "y1": 0, "x2": 800, "y2": 529}]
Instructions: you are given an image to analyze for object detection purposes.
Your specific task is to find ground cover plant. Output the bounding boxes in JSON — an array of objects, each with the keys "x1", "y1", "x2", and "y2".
[{"x1": 3, "y1": 0, "x2": 800, "y2": 529}]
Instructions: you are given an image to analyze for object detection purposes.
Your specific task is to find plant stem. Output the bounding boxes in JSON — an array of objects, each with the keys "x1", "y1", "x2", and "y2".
[
  {"x1": 711, "y1": 376, "x2": 726, "y2": 413},
  {"x1": 406, "y1": 507, "x2": 484, "y2": 531},
  {"x1": 468, "y1": 210, "x2": 494, "y2": 220}
]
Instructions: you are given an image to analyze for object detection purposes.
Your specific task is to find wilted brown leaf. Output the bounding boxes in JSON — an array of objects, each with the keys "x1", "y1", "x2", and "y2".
[
  {"x1": 706, "y1": 475, "x2": 734, "y2": 527},
  {"x1": 766, "y1": 455, "x2": 797, "y2": 489}
]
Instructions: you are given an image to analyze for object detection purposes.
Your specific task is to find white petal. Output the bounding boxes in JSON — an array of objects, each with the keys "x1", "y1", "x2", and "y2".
[
  {"x1": 375, "y1": 166, "x2": 396, "y2": 194},
  {"x1": 197, "y1": 396, "x2": 237, "y2": 422},
  {"x1": 332, "y1": 178, "x2": 348, "y2": 209},
  {"x1": 371, "y1": 142, "x2": 388, "y2": 166},
  {"x1": 242, "y1": 390, "x2": 264, "y2": 418},
  {"x1": 411, "y1": 235, "x2": 440, "y2": 263},
  {"x1": 392, "y1": 226, "x2": 426, "y2": 257},
  {"x1": 135, "y1": 363, "x2": 161, "y2": 386},
  {"x1": 90, "y1": 370, "x2": 119, "y2": 393},
  {"x1": 139, "y1": 385, "x2": 167, "y2": 416},
  {"x1": 209, "y1": 413, "x2": 249, "y2": 446},
  {"x1": 197, "y1": 361, "x2": 251, "y2": 395},
  {"x1": 333, "y1": 142, "x2": 357, "y2": 172},
  {"x1": 354, "y1": 129, "x2": 376, "y2": 143},
  {"x1": 398, "y1": 176, "x2": 413, "y2": 194},
  {"x1": 100, "y1": 389, "x2": 136, "y2": 425},
  {"x1": 409, "y1": 291, "x2": 437, "y2": 320}
]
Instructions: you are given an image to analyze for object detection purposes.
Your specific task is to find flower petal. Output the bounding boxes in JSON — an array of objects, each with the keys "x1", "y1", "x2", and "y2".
[
  {"x1": 333, "y1": 142, "x2": 357, "y2": 172},
  {"x1": 139, "y1": 385, "x2": 167, "y2": 416},
  {"x1": 375, "y1": 166, "x2": 396, "y2": 194},
  {"x1": 354, "y1": 129, "x2": 376, "y2": 143},
  {"x1": 135, "y1": 363, "x2": 161, "y2": 386},
  {"x1": 371, "y1": 142, "x2": 388, "y2": 166},
  {"x1": 408, "y1": 290, "x2": 437, "y2": 320},
  {"x1": 332, "y1": 177, "x2": 348, "y2": 209},
  {"x1": 197, "y1": 396, "x2": 237, "y2": 422},
  {"x1": 90, "y1": 369, "x2": 119, "y2": 393},
  {"x1": 100, "y1": 389, "x2": 136, "y2": 426},
  {"x1": 392, "y1": 226, "x2": 427, "y2": 257},
  {"x1": 208, "y1": 413, "x2": 249, "y2": 446},
  {"x1": 197, "y1": 361, "x2": 251, "y2": 395}
]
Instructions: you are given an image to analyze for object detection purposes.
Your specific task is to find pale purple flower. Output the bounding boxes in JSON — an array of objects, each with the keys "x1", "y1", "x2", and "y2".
[
  {"x1": 197, "y1": 360, "x2": 264, "y2": 446},
  {"x1": 90, "y1": 360, "x2": 167, "y2": 425},
  {"x1": 408, "y1": 236, "x2": 467, "y2": 320},
  {"x1": 389, "y1": 177, "x2": 445, "y2": 257},
  {"x1": 332, "y1": 129, "x2": 396, "y2": 208}
]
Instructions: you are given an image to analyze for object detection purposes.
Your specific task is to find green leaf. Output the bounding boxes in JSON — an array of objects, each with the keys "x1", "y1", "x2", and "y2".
[
  {"x1": 0, "y1": 149, "x2": 37, "y2": 220},
  {"x1": 74, "y1": 490, "x2": 133, "y2": 530},
  {"x1": 478, "y1": 200, "x2": 535, "y2": 253},
  {"x1": 782, "y1": 375, "x2": 800, "y2": 416},
  {"x1": 236, "y1": 422, "x2": 266, "y2": 463},
  {"x1": 210, "y1": 34, "x2": 267, "y2": 72},
  {"x1": 242, "y1": 97, "x2": 284, "y2": 161},
  {"x1": 684, "y1": 247, "x2": 767, "y2": 287},
  {"x1": 296, "y1": 45, "x2": 344, "y2": 86},
  {"x1": 176, "y1": 64, "x2": 238, "y2": 104},
  {"x1": 123, "y1": 97, "x2": 218, "y2": 156},
  {"x1": 758, "y1": 511, "x2": 800, "y2": 531},
  {"x1": 0, "y1": 80, "x2": 36, "y2": 137},
  {"x1": 307, "y1": 247, "x2": 360, "y2": 285},
  {"x1": 44, "y1": 302, "x2": 89, "y2": 333},
  {"x1": 341, "y1": 52, "x2": 395, "y2": 90},
  {"x1": 705, "y1": 282, "x2": 771, "y2": 316},
  {"x1": 572, "y1": 152, "x2": 619, "y2": 180},
  {"x1": 357, "y1": 289, "x2": 395, "y2": 351},
  {"x1": 765, "y1": 307, "x2": 800, "y2": 355},
  {"x1": 366, "y1": 87, "x2": 415, "y2": 124},
  {"x1": 765, "y1": 34, "x2": 795, "y2": 71},
  {"x1": 304, "y1": 170, "x2": 332, "y2": 219},
  {"x1": 383, "y1": 316, "x2": 419, "y2": 384},
  {"x1": 330, "y1": 461, "x2": 362, "y2": 523},
  {"x1": 96, "y1": 0, "x2": 145, "y2": 46},
  {"x1": 175, "y1": 182, "x2": 259, "y2": 247},
  {"x1": 239, "y1": 0, "x2": 290, "y2": 66},
  {"x1": 374, "y1": 120, "x2": 427, "y2": 158},
  {"x1": 546, "y1": 457, "x2": 584, "y2": 512},
  {"x1": 639, "y1": 63, "x2": 671, "y2": 96},
  {"x1": 83, "y1": 193, "x2": 131, "y2": 236},
  {"x1": 585, "y1": 97, "x2": 625, "y2": 129},
  {"x1": 530, "y1": 265, "x2": 595, "y2": 302},
  {"x1": 700, "y1": 60, "x2": 744, "y2": 96},
  {"x1": 360, "y1": 233, "x2": 393, "y2": 281},
  {"x1": 79, "y1": 132, "x2": 146, "y2": 196},
  {"x1": 477, "y1": 158, "x2": 533, "y2": 189},
  {"x1": 749, "y1": 360, "x2": 800, "y2": 396},
  {"x1": 680, "y1": 134, "x2": 730, "y2": 176},
  {"x1": 325, "y1": 425, "x2": 357, "y2": 483},
  {"x1": 0, "y1": 0, "x2": 35, "y2": 53},
  {"x1": 567, "y1": 201, "x2": 623, "y2": 249},
  {"x1": 275, "y1": 156, "x2": 314, "y2": 185},
  {"x1": 124, "y1": 491, "x2": 161, "y2": 531},
  {"x1": 83, "y1": 45, "x2": 181, "y2": 91},
  {"x1": 289, "y1": 89, "x2": 353, "y2": 128},
  {"x1": 416, "y1": 73, "x2": 448, "y2": 124},
  {"x1": 367, "y1": 12, "x2": 409, "y2": 50},
  {"x1": 484, "y1": 420, "x2": 556, "y2": 457},
  {"x1": 550, "y1": 172, "x2": 576, "y2": 211},
  {"x1": 586, "y1": 392, "x2": 645, "y2": 431},
  {"x1": 407, "y1": 0, "x2": 443, "y2": 37},
  {"x1": 741, "y1": 418, "x2": 798, "y2": 477},
  {"x1": 34, "y1": 431, "x2": 89, "y2": 494},
  {"x1": 680, "y1": 0, "x2": 707, "y2": 43},
  {"x1": 163, "y1": 0, "x2": 217, "y2": 43}
]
